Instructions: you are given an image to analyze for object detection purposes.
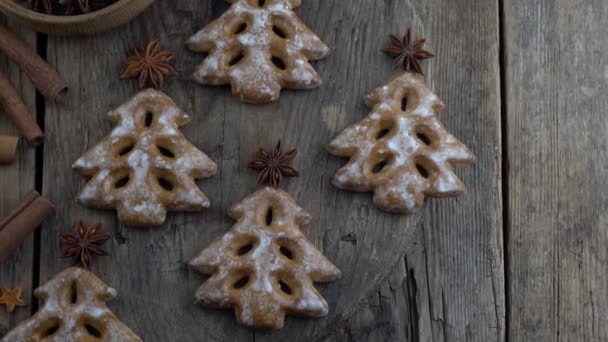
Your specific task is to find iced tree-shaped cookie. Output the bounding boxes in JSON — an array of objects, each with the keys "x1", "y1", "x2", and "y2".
[
  {"x1": 328, "y1": 73, "x2": 476, "y2": 213},
  {"x1": 73, "y1": 89, "x2": 218, "y2": 227},
  {"x1": 186, "y1": 0, "x2": 330, "y2": 104},
  {"x1": 2, "y1": 267, "x2": 141, "y2": 341},
  {"x1": 189, "y1": 187, "x2": 341, "y2": 329}
]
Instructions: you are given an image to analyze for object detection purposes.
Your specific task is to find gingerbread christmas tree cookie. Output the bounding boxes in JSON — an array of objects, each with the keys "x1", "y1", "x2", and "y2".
[
  {"x1": 328, "y1": 72, "x2": 476, "y2": 213},
  {"x1": 186, "y1": 0, "x2": 329, "y2": 103},
  {"x1": 190, "y1": 186, "x2": 341, "y2": 330},
  {"x1": 73, "y1": 89, "x2": 218, "y2": 227},
  {"x1": 2, "y1": 267, "x2": 141, "y2": 341}
]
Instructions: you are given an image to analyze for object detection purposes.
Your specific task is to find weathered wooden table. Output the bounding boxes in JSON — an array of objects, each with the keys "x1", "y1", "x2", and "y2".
[{"x1": 1, "y1": 0, "x2": 606, "y2": 341}]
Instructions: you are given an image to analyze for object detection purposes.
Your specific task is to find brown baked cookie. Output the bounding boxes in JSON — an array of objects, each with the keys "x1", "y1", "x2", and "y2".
[
  {"x1": 189, "y1": 187, "x2": 341, "y2": 330},
  {"x1": 186, "y1": 0, "x2": 329, "y2": 104},
  {"x1": 2, "y1": 267, "x2": 141, "y2": 341},
  {"x1": 328, "y1": 72, "x2": 476, "y2": 213},
  {"x1": 73, "y1": 89, "x2": 217, "y2": 227}
]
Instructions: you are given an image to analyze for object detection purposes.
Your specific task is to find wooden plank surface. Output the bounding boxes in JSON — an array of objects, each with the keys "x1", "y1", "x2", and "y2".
[
  {"x1": 0, "y1": 18, "x2": 36, "y2": 336},
  {"x1": 39, "y1": 1, "x2": 417, "y2": 340},
  {"x1": 0, "y1": 0, "x2": 502, "y2": 341},
  {"x1": 504, "y1": 0, "x2": 608, "y2": 341},
  {"x1": 313, "y1": 0, "x2": 505, "y2": 340},
  {"x1": 2, "y1": 0, "x2": 607, "y2": 340},
  {"x1": 418, "y1": 0, "x2": 504, "y2": 340},
  {"x1": 39, "y1": 0, "x2": 503, "y2": 341}
]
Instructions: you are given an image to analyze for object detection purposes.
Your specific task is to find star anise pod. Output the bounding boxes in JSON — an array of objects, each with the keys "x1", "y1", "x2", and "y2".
[
  {"x1": 382, "y1": 28, "x2": 434, "y2": 75},
  {"x1": 122, "y1": 39, "x2": 177, "y2": 89},
  {"x1": 61, "y1": 221, "x2": 110, "y2": 268},
  {"x1": 248, "y1": 140, "x2": 300, "y2": 188}
]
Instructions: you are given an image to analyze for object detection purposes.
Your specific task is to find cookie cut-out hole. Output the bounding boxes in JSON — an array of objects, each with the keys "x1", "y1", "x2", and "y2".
[
  {"x1": 233, "y1": 275, "x2": 250, "y2": 289},
  {"x1": 272, "y1": 25, "x2": 288, "y2": 39},
  {"x1": 415, "y1": 163, "x2": 430, "y2": 179},
  {"x1": 228, "y1": 52, "x2": 245, "y2": 67},
  {"x1": 232, "y1": 22, "x2": 247, "y2": 35},
  {"x1": 158, "y1": 177, "x2": 174, "y2": 191},
  {"x1": 144, "y1": 112, "x2": 154, "y2": 127},
  {"x1": 257, "y1": 0, "x2": 266, "y2": 7},
  {"x1": 401, "y1": 96, "x2": 409, "y2": 111},
  {"x1": 118, "y1": 144, "x2": 134, "y2": 157},
  {"x1": 265, "y1": 207, "x2": 274, "y2": 225},
  {"x1": 278, "y1": 280, "x2": 293, "y2": 295},
  {"x1": 233, "y1": 236, "x2": 258, "y2": 257},
  {"x1": 114, "y1": 175, "x2": 130, "y2": 189},
  {"x1": 376, "y1": 128, "x2": 390, "y2": 140},
  {"x1": 84, "y1": 324, "x2": 102, "y2": 338},
  {"x1": 416, "y1": 132, "x2": 432, "y2": 146},
  {"x1": 372, "y1": 160, "x2": 389, "y2": 174},
  {"x1": 271, "y1": 56, "x2": 287, "y2": 70},
  {"x1": 237, "y1": 243, "x2": 254, "y2": 256},
  {"x1": 42, "y1": 324, "x2": 60, "y2": 337},
  {"x1": 275, "y1": 239, "x2": 299, "y2": 262},
  {"x1": 279, "y1": 246, "x2": 294, "y2": 260},
  {"x1": 374, "y1": 119, "x2": 395, "y2": 141},
  {"x1": 70, "y1": 282, "x2": 78, "y2": 304},
  {"x1": 414, "y1": 125, "x2": 438, "y2": 147},
  {"x1": 157, "y1": 145, "x2": 175, "y2": 159}
]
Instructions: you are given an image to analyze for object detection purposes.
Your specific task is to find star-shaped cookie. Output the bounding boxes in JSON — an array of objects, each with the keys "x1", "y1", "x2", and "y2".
[{"x1": 0, "y1": 287, "x2": 26, "y2": 313}]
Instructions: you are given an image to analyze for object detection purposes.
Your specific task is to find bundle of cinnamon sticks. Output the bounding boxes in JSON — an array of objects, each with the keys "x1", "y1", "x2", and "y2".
[
  {"x1": 0, "y1": 25, "x2": 63, "y2": 261},
  {"x1": 0, "y1": 23, "x2": 67, "y2": 164}
]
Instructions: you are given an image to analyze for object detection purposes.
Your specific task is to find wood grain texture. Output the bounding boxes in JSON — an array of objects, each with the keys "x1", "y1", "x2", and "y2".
[
  {"x1": 317, "y1": 229, "x2": 431, "y2": 342},
  {"x1": 504, "y1": 0, "x2": 608, "y2": 341},
  {"x1": 5, "y1": 0, "x2": 608, "y2": 340},
  {"x1": 39, "y1": 1, "x2": 416, "y2": 340},
  {"x1": 314, "y1": 0, "x2": 505, "y2": 339},
  {"x1": 418, "y1": 0, "x2": 504, "y2": 340},
  {"x1": 30, "y1": 0, "x2": 502, "y2": 341},
  {"x1": 0, "y1": 18, "x2": 36, "y2": 336}
]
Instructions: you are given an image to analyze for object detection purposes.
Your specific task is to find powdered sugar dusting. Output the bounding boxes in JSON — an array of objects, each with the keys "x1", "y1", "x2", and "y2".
[
  {"x1": 190, "y1": 187, "x2": 340, "y2": 329},
  {"x1": 327, "y1": 73, "x2": 476, "y2": 213},
  {"x1": 73, "y1": 89, "x2": 218, "y2": 227},
  {"x1": 2, "y1": 268, "x2": 141, "y2": 341},
  {"x1": 187, "y1": 0, "x2": 330, "y2": 103}
]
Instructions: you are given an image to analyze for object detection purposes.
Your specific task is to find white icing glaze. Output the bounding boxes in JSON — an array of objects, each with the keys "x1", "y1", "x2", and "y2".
[
  {"x1": 327, "y1": 73, "x2": 476, "y2": 213},
  {"x1": 1, "y1": 268, "x2": 141, "y2": 342},
  {"x1": 190, "y1": 187, "x2": 340, "y2": 329},
  {"x1": 186, "y1": 0, "x2": 330, "y2": 103},
  {"x1": 73, "y1": 89, "x2": 218, "y2": 226}
]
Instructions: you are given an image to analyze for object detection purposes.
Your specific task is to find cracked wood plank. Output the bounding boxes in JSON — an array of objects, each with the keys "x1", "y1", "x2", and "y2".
[
  {"x1": 318, "y1": 230, "x2": 427, "y2": 342},
  {"x1": 318, "y1": 218, "x2": 504, "y2": 342},
  {"x1": 416, "y1": 0, "x2": 504, "y2": 340},
  {"x1": 504, "y1": 0, "x2": 608, "y2": 340},
  {"x1": 0, "y1": 18, "x2": 37, "y2": 337},
  {"x1": 315, "y1": 0, "x2": 504, "y2": 340}
]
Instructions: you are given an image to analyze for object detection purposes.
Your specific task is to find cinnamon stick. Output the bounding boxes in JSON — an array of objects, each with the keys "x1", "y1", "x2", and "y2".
[
  {"x1": 0, "y1": 69, "x2": 44, "y2": 145},
  {"x1": 0, "y1": 191, "x2": 55, "y2": 263},
  {"x1": 0, "y1": 23, "x2": 67, "y2": 101},
  {"x1": 0, "y1": 135, "x2": 19, "y2": 164}
]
